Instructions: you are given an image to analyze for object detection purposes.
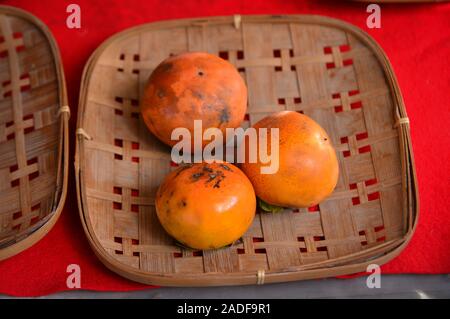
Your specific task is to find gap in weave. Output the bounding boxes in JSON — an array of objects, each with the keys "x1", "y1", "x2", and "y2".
[
  {"x1": 323, "y1": 46, "x2": 332, "y2": 54},
  {"x1": 10, "y1": 179, "x2": 19, "y2": 187},
  {"x1": 334, "y1": 106, "x2": 343, "y2": 113},
  {"x1": 13, "y1": 32, "x2": 25, "y2": 52},
  {"x1": 351, "y1": 101, "x2": 362, "y2": 109},
  {"x1": 358, "y1": 145, "x2": 371, "y2": 154},
  {"x1": 218, "y1": 51, "x2": 229, "y2": 60},
  {"x1": 356, "y1": 132, "x2": 368, "y2": 140},
  {"x1": 252, "y1": 237, "x2": 264, "y2": 243},
  {"x1": 365, "y1": 178, "x2": 378, "y2": 186},
  {"x1": 12, "y1": 211, "x2": 22, "y2": 220},
  {"x1": 297, "y1": 236, "x2": 307, "y2": 253},
  {"x1": 377, "y1": 236, "x2": 386, "y2": 243},
  {"x1": 114, "y1": 138, "x2": 123, "y2": 147},
  {"x1": 367, "y1": 191, "x2": 380, "y2": 201},
  {"x1": 30, "y1": 216, "x2": 40, "y2": 225},
  {"x1": 131, "y1": 141, "x2": 140, "y2": 163},
  {"x1": 113, "y1": 186, "x2": 122, "y2": 195},
  {"x1": 23, "y1": 114, "x2": 35, "y2": 134},
  {"x1": 343, "y1": 59, "x2": 353, "y2": 67},
  {"x1": 9, "y1": 163, "x2": 18, "y2": 173},
  {"x1": 339, "y1": 44, "x2": 351, "y2": 52},
  {"x1": 28, "y1": 170, "x2": 39, "y2": 181}
]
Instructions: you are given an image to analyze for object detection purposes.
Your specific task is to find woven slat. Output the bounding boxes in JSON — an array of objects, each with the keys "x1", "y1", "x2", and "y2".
[
  {"x1": 76, "y1": 15, "x2": 418, "y2": 286},
  {"x1": 0, "y1": 6, "x2": 69, "y2": 260}
]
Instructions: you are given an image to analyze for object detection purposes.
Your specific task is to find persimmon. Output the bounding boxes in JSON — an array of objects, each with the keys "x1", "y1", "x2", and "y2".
[
  {"x1": 140, "y1": 52, "x2": 247, "y2": 148},
  {"x1": 155, "y1": 162, "x2": 256, "y2": 250},
  {"x1": 240, "y1": 111, "x2": 339, "y2": 209}
]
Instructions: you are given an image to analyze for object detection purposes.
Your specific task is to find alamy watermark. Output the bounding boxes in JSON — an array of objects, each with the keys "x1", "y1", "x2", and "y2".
[
  {"x1": 171, "y1": 120, "x2": 280, "y2": 174},
  {"x1": 366, "y1": 4, "x2": 381, "y2": 29},
  {"x1": 66, "y1": 4, "x2": 81, "y2": 29},
  {"x1": 66, "y1": 264, "x2": 81, "y2": 289},
  {"x1": 366, "y1": 264, "x2": 381, "y2": 288}
]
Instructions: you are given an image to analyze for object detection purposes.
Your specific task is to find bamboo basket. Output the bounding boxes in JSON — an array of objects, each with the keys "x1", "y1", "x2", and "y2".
[
  {"x1": 0, "y1": 6, "x2": 69, "y2": 260},
  {"x1": 75, "y1": 15, "x2": 418, "y2": 286}
]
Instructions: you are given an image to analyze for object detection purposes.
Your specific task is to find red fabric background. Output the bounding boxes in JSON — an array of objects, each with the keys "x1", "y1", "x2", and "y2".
[{"x1": 0, "y1": 0, "x2": 449, "y2": 297}]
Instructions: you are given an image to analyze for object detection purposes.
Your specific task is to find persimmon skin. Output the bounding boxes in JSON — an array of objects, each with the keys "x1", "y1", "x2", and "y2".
[
  {"x1": 155, "y1": 162, "x2": 256, "y2": 250},
  {"x1": 140, "y1": 52, "x2": 247, "y2": 148},
  {"x1": 240, "y1": 111, "x2": 339, "y2": 208}
]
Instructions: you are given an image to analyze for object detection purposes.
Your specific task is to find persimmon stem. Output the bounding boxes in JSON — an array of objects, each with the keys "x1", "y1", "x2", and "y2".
[{"x1": 258, "y1": 198, "x2": 284, "y2": 213}]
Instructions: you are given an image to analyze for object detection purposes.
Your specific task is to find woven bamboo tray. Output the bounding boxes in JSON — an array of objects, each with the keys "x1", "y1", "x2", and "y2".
[
  {"x1": 0, "y1": 6, "x2": 69, "y2": 260},
  {"x1": 75, "y1": 15, "x2": 418, "y2": 286}
]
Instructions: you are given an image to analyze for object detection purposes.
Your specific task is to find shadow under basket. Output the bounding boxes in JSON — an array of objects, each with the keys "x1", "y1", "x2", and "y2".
[
  {"x1": 0, "y1": 6, "x2": 69, "y2": 260},
  {"x1": 75, "y1": 15, "x2": 418, "y2": 286}
]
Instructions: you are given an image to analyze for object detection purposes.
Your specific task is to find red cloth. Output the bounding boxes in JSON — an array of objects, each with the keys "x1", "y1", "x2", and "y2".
[{"x1": 0, "y1": 0, "x2": 449, "y2": 297}]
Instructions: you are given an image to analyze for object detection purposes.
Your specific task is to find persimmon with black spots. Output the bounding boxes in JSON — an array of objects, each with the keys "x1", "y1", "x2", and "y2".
[
  {"x1": 155, "y1": 162, "x2": 256, "y2": 250},
  {"x1": 141, "y1": 52, "x2": 247, "y2": 148}
]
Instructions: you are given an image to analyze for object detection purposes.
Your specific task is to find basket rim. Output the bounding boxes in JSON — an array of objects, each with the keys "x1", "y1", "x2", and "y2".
[
  {"x1": 75, "y1": 14, "x2": 419, "y2": 286},
  {"x1": 0, "y1": 5, "x2": 70, "y2": 261}
]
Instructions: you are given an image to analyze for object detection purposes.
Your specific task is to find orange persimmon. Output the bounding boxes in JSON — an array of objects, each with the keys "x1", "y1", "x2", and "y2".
[
  {"x1": 241, "y1": 111, "x2": 339, "y2": 209},
  {"x1": 155, "y1": 162, "x2": 256, "y2": 250},
  {"x1": 140, "y1": 52, "x2": 247, "y2": 148}
]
